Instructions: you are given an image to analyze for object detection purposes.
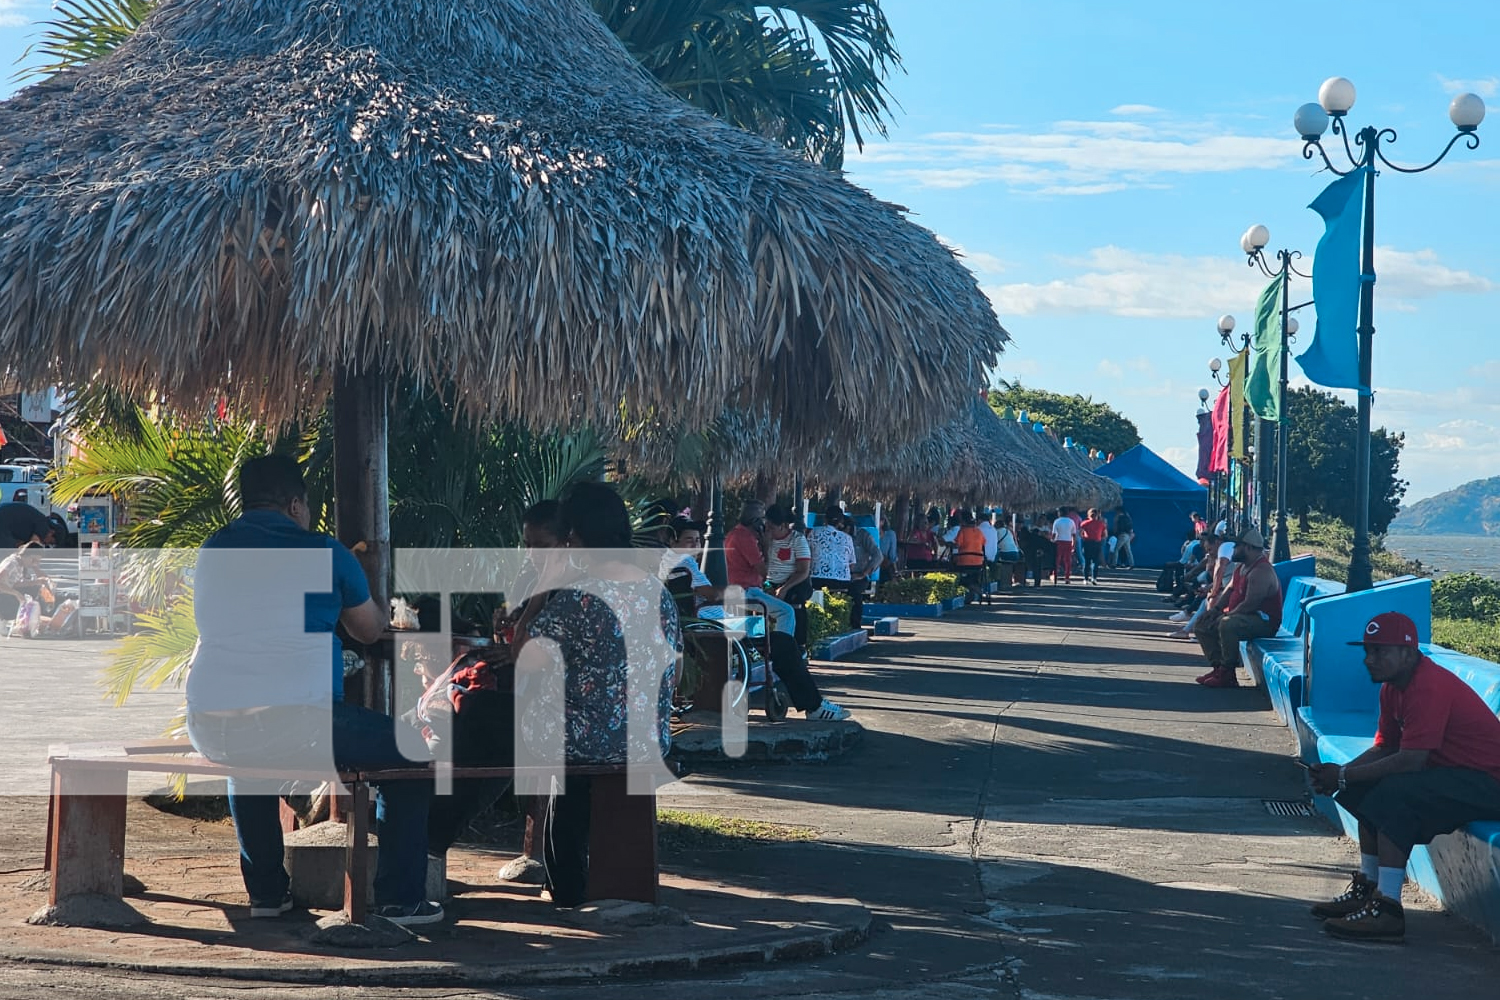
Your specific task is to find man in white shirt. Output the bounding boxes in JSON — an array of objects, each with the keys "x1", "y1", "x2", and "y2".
[{"x1": 1050, "y1": 510, "x2": 1078, "y2": 584}]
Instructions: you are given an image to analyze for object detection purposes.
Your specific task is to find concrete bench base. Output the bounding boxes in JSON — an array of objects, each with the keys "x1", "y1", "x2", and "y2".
[
  {"x1": 863, "y1": 601, "x2": 942, "y2": 619},
  {"x1": 811, "y1": 629, "x2": 869, "y2": 661}
]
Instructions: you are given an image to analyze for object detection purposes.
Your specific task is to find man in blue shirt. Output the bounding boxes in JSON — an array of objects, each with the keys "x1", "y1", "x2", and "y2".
[{"x1": 185, "y1": 455, "x2": 442, "y2": 926}]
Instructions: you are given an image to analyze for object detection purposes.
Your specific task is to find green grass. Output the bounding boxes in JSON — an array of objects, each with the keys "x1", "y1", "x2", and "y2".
[
  {"x1": 657, "y1": 809, "x2": 818, "y2": 850},
  {"x1": 1286, "y1": 514, "x2": 1422, "y2": 584}
]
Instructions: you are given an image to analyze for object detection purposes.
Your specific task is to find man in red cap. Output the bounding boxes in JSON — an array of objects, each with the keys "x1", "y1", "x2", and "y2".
[{"x1": 1308, "y1": 611, "x2": 1500, "y2": 943}]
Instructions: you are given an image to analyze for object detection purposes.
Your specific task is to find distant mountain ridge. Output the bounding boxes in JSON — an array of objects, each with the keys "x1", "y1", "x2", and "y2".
[{"x1": 1390, "y1": 476, "x2": 1500, "y2": 536}]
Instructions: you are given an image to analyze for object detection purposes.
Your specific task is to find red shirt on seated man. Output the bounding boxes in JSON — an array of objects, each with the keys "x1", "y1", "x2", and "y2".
[{"x1": 1308, "y1": 611, "x2": 1500, "y2": 943}]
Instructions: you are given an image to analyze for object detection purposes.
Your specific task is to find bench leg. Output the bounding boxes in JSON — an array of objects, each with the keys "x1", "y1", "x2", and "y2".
[
  {"x1": 344, "y1": 782, "x2": 370, "y2": 924},
  {"x1": 586, "y1": 775, "x2": 657, "y2": 904},
  {"x1": 49, "y1": 765, "x2": 128, "y2": 904}
]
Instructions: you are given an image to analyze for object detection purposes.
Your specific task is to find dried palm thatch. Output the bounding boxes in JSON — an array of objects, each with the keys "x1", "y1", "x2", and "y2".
[
  {"x1": 994, "y1": 418, "x2": 1121, "y2": 511},
  {"x1": 841, "y1": 397, "x2": 1043, "y2": 506},
  {"x1": 0, "y1": 0, "x2": 1007, "y2": 446}
]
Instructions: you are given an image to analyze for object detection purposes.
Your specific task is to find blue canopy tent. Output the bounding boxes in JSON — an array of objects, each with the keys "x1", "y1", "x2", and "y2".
[{"x1": 1095, "y1": 445, "x2": 1208, "y2": 567}]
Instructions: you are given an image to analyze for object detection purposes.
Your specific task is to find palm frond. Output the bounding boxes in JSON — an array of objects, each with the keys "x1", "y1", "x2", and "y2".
[{"x1": 17, "y1": 0, "x2": 156, "y2": 81}]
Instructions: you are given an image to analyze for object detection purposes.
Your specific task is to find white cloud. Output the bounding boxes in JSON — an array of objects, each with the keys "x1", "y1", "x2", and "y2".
[
  {"x1": 1096, "y1": 359, "x2": 1124, "y2": 378},
  {"x1": 1157, "y1": 446, "x2": 1200, "y2": 480},
  {"x1": 1376, "y1": 246, "x2": 1495, "y2": 298},
  {"x1": 849, "y1": 119, "x2": 1304, "y2": 194},
  {"x1": 982, "y1": 243, "x2": 1497, "y2": 320},
  {"x1": 1437, "y1": 75, "x2": 1500, "y2": 99},
  {"x1": 1111, "y1": 104, "x2": 1164, "y2": 116},
  {"x1": 983, "y1": 246, "x2": 1267, "y2": 319}
]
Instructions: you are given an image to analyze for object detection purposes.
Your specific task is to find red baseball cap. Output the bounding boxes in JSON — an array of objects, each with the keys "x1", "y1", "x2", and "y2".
[{"x1": 1347, "y1": 611, "x2": 1420, "y2": 649}]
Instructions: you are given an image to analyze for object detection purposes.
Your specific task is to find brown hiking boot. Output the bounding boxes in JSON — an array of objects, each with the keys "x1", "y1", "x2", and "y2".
[
  {"x1": 1323, "y1": 893, "x2": 1404, "y2": 943},
  {"x1": 1310, "y1": 872, "x2": 1375, "y2": 920}
]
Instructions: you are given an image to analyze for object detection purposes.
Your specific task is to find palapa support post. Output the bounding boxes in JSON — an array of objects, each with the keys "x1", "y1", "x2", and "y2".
[
  {"x1": 48, "y1": 764, "x2": 128, "y2": 903},
  {"x1": 586, "y1": 774, "x2": 658, "y2": 903},
  {"x1": 344, "y1": 780, "x2": 371, "y2": 924},
  {"x1": 333, "y1": 367, "x2": 392, "y2": 714}
]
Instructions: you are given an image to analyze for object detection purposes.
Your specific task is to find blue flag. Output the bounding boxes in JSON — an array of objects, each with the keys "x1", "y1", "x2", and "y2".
[{"x1": 1296, "y1": 168, "x2": 1367, "y2": 392}]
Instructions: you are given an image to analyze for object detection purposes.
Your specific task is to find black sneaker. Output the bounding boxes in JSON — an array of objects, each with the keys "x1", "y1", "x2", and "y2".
[
  {"x1": 1310, "y1": 872, "x2": 1375, "y2": 920},
  {"x1": 249, "y1": 891, "x2": 295, "y2": 918},
  {"x1": 1323, "y1": 893, "x2": 1405, "y2": 943},
  {"x1": 373, "y1": 900, "x2": 445, "y2": 927}
]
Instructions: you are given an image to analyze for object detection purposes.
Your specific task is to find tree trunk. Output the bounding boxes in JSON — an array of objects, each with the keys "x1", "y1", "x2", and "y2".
[{"x1": 333, "y1": 367, "x2": 391, "y2": 715}]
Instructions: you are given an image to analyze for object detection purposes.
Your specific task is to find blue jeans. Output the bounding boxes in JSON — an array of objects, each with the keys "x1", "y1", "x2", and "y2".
[
  {"x1": 186, "y1": 702, "x2": 432, "y2": 907},
  {"x1": 700, "y1": 586, "x2": 795, "y2": 636}
]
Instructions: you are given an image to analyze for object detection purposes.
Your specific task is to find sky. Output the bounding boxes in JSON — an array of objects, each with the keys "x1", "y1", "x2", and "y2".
[{"x1": 0, "y1": 1, "x2": 1496, "y2": 502}]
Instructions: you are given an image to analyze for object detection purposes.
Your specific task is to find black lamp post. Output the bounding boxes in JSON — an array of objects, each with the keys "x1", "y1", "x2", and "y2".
[
  {"x1": 1296, "y1": 77, "x2": 1484, "y2": 591},
  {"x1": 1240, "y1": 226, "x2": 1311, "y2": 564}
]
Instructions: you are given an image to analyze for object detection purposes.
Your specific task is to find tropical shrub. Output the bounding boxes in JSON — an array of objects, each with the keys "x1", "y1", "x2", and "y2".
[
  {"x1": 876, "y1": 572, "x2": 962, "y2": 605},
  {"x1": 807, "y1": 592, "x2": 853, "y2": 645},
  {"x1": 1431, "y1": 573, "x2": 1500, "y2": 622}
]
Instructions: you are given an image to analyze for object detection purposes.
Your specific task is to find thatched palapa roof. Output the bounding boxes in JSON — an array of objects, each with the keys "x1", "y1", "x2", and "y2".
[{"x1": 0, "y1": 0, "x2": 1007, "y2": 444}]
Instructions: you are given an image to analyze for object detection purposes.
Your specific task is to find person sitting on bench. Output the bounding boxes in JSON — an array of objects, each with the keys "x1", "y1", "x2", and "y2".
[
  {"x1": 1192, "y1": 527, "x2": 1281, "y2": 689},
  {"x1": 762, "y1": 505, "x2": 813, "y2": 646},
  {"x1": 1308, "y1": 611, "x2": 1500, "y2": 943},
  {"x1": 513, "y1": 482, "x2": 681, "y2": 906},
  {"x1": 184, "y1": 455, "x2": 444, "y2": 927}
]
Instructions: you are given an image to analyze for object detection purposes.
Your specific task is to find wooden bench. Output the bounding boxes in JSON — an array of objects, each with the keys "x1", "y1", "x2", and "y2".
[{"x1": 45, "y1": 742, "x2": 659, "y2": 925}]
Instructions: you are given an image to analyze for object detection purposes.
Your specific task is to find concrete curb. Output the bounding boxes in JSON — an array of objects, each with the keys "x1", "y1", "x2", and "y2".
[
  {"x1": 0, "y1": 902, "x2": 872, "y2": 987},
  {"x1": 670, "y1": 715, "x2": 864, "y2": 764}
]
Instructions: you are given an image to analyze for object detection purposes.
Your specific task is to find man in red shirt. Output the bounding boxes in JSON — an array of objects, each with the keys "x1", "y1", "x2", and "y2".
[
  {"x1": 1193, "y1": 527, "x2": 1282, "y2": 688},
  {"x1": 716, "y1": 501, "x2": 849, "y2": 721},
  {"x1": 1309, "y1": 611, "x2": 1500, "y2": 943}
]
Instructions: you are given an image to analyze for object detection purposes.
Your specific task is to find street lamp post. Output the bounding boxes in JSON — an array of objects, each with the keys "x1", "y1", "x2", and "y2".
[
  {"x1": 1241, "y1": 226, "x2": 1310, "y2": 563},
  {"x1": 1214, "y1": 315, "x2": 1264, "y2": 534},
  {"x1": 1296, "y1": 77, "x2": 1484, "y2": 591}
]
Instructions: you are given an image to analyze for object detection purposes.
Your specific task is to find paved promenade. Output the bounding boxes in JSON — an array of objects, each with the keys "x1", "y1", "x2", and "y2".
[{"x1": 1, "y1": 572, "x2": 1497, "y2": 998}]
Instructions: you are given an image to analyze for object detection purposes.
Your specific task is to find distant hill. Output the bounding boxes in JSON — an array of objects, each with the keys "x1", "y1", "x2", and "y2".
[{"x1": 1390, "y1": 476, "x2": 1500, "y2": 536}]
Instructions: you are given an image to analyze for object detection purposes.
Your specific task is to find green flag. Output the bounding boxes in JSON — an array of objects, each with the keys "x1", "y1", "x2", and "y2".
[{"x1": 1247, "y1": 272, "x2": 1285, "y2": 421}]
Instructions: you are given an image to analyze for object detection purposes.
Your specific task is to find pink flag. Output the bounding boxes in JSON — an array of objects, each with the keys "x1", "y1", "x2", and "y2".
[{"x1": 1210, "y1": 387, "x2": 1231, "y2": 474}]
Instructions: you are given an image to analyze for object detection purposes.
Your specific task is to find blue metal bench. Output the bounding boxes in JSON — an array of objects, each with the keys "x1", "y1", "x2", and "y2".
[{"x1": 1238, "y1": 557, "x2": 1344, "y2": 725}]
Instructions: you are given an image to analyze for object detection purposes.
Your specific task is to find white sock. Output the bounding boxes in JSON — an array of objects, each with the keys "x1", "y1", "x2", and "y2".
[
  {"x1": 1360, "y1": 854, "x2": 1380, "y2": 881},
  {"x1": 1377, "y1": 866, "x2": 1404, "y2": 900}
]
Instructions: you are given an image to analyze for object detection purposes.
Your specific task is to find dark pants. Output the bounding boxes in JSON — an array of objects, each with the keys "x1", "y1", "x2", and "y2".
[
  {"x1": 779, "y1": 577, "x2": 815, "y2": 649},
  {"x1": 768, "y1": 631, "x2": 823, "y2": 711},
  {"x1": 811, "y1": 577, "x2": 865, "y2": 630},
  {"x1": 1337, "y1": 767, "x2": 1500, "y2": 855},
  {"x1": 427, "y1": 688, "x2": 515, "y2": 855},
  {"x1": 543, "y1": 774, "x2": 593, "y2": 907},
  {"x1": 1196, "y1": 610, "x2": 1278, "y2": 669},
  {"x1": 1082, "y1": 540, "x2": 1103, "y2": 580},
  {"x1": 187, "y1": 701, "x2": 433, "y2": 907}
]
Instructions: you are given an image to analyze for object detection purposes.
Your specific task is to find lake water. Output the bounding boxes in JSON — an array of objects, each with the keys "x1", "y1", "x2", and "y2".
[{"x1": 1385, "y1": 534, "x2": 1500, "y2": 579}]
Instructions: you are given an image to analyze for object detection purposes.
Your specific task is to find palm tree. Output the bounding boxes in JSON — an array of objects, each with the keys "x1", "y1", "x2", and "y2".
[
  {"x1": 592, "y1": 0, "x2": 901, "y2": 167},
  {"x1": 23, "y1": 0, "x2": 900, "y2": 169}
]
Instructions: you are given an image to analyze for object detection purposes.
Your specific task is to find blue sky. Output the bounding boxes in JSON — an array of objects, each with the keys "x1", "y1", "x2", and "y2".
[{"x1": 0, "y1": 1, "x2": 1496, "y2": 502}]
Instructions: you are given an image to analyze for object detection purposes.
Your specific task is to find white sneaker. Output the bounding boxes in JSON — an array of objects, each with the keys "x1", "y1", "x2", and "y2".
[
  {"x1": 1168, "y1": 611, "x2": 1189, "y2": 623},
  {"x1": 805, "y1": 700, "x2": 851, "y2": 721}
]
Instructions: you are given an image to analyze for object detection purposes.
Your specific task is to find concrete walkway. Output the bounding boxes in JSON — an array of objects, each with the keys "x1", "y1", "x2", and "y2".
[{"x1": 1, "y1": 573, "x2": 1498, "y2": 998}]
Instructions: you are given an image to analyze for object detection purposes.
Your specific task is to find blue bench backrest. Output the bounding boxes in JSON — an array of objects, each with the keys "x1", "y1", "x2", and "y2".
[
  {"x1": 1304, "y1": 578, "x2": 1433, "y2": 716},
  {"x1": 1425, "y1": 648, "x2": 1500, "y2": 716},
  {"x1": 1280, "y1": 575, "x2": 1345, "y2": 638},
  {"x1": 1273, "y1": 555, "x2": 1317, "y2": 595}
]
